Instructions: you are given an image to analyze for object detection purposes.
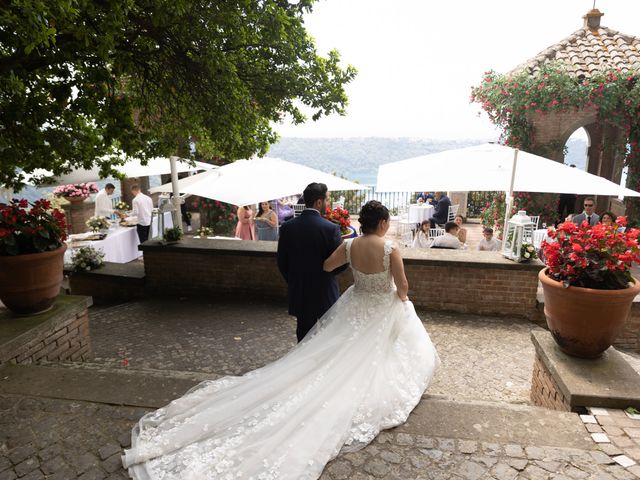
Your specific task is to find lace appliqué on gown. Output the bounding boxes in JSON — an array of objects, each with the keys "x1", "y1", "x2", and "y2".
[{"x1": 123, "y1": 238, "x2": 440, "y2": 480}]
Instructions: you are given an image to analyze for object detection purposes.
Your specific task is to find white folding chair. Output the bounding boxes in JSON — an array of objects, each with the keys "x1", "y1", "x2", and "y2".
[
  {"x1": 533, "y1": 229, "x2": 547, "y2": 249},
  {"x1": 529, "y1": 215, "x2": 540, "y2": 229},
  {"x1": 400, "y1": 230, "x2": 414, "y2": 248},
  {"x1": 447, "y1": 204, "x2": 460, "y2": 222},
  {"x1": 429, "y1": 228, "x2": 445, "y2": 238},
  {"x1": 293, "y1": 204, "x2": 305, "y2": 217}
]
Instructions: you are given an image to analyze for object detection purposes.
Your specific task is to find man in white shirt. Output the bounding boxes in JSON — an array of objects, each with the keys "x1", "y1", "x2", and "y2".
[
  {"x1": 131, "y1": 184, "x2": 154, "y2": 243},
  {"x1": 477, "y1": 227, "x2": 501, "y2": 251},
  {"x1": 94, "y1": 183, "x2": 115, "y2": 218},
  {"x1": 430, "y1": 222, "x2": 462, "y2": 249}
]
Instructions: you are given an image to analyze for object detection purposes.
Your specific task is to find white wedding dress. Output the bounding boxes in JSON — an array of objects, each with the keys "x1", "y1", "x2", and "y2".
[{"x1": 123, "y1": 240, "x2": 440, "y2": 479}]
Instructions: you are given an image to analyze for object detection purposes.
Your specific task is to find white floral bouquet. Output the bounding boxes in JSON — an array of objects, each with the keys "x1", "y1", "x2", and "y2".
[
  {"x1": 114, "y1": 201, "x2": 130, "y2": 211},
  {"x1": 71, "y1": 246, "x2": 105, "y2": 272},
  {"x1": 86, "y1": 215, "x2": 110, "y2": 232},
  {"x1": 520, "y1": 242, "x2": 538, "y2": 262},
  {"x1": 196, "y1": 226, "x2": 214, "y2": 237}
]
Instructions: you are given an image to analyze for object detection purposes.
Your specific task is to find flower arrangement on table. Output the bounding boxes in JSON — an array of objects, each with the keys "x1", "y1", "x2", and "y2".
[
  {"x1": 53, "y1": 183, "x2": 99, "y2": 199},
  {"x1": 195, "y1": 226, "x2": 214, "y2": 237},
  {"x1": 0, "y1": 199, "x2": 67, "y2": 256},
  {"x1": 323, "y1": 206, "x2": 352, "y2": 236},
  {"x1": 541, "y1": 217, "x2": 640, "y2": 289},
  {"x1": 114, "y1": 201, "x2": 130, "y2": 212},
  {"x1": 71, "y1": 246, "x2": 105, "y2": 272},
  {"x1": 520, "y1": 242, "x2": 537, "y2": 262},
  {"x1": 86, "y1": 215, "x2": 110, "y2": 232}
]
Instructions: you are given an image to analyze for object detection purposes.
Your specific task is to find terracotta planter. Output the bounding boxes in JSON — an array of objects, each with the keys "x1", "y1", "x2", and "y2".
[
  {"x1": 0, "y1": 245, "x2": 67, "y2": 315},
  {"x1": 538, "y1": 268, "x2": 640, "y2": 358},
  {"x1": 65, "y1": 196, "x2": 88, "y2": 204}
]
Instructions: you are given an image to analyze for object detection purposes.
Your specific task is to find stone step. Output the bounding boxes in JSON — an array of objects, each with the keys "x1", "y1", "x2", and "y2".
[{"x1": 0, "y1": 363, "x2": 594, "y2": 451}]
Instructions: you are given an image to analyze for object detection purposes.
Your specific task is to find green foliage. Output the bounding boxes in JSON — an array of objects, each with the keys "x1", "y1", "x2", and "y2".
[
  {"x1": 192, "y1": 197, "x2": 236, "y2": 235},
  {"x1": 480, "y1": 192, "x2": 557, "y2": 239},
  {"x1": 163, "y1": 226, "x2": 182, "y2": 243},
  {"x1": 471, "y1": 63, "x2": 640, "y2": 221},
  {"x1": 1, "y1": 1, "x2": 356, "y2": 189},
  {"x1": 71, "y1": 246, "x2": 105, "y2": 272}
]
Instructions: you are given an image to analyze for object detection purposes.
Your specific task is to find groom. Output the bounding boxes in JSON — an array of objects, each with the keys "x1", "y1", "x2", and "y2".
[{"x1": 277, "y1": 182, "x2": 347, "y2": 342}]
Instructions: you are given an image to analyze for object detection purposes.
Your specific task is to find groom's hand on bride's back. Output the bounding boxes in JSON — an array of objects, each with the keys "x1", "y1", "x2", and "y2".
[{"x1": 323, "y1": 241, "x2": 348, "y2": 273}]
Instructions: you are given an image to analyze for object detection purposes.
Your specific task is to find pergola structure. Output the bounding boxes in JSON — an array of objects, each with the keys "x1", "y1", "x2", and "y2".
[{"x1": 474, "y1": 9, "x2": 640, "y2": 217}]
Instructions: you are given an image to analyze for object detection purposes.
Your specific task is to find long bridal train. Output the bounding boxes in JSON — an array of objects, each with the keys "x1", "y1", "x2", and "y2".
[{"x1": 123, "y1": 241, "x2": 440, "y2": 479}]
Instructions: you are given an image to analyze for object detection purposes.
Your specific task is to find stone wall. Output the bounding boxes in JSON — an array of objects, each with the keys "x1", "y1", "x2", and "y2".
[
  {"x1": 0, "y1": 296, "x2": 92, "y2": 365},
  {"x1": 141, "y1": 238, "x2": 542, "y2": 319},
  {"x1": 61, "y1": 201, "x2": 95, "y2": 234},
  {"x1": 530, "y1": 353, "x2": 571, "y2": 411}
]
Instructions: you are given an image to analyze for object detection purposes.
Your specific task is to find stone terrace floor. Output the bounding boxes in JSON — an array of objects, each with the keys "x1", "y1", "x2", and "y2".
[{"x1": 1, "y1": 298, "x2": 640, "y2": 479}]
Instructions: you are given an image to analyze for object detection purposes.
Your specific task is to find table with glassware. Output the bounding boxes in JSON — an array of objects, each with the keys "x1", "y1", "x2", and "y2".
[{"x1": 408, "y1": 204, "x2": 435, "y2": 224}]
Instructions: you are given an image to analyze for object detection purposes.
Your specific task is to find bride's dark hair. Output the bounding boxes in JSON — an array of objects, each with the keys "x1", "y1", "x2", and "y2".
[{"x1": 358, "y1": 200, "x2": 390, "y2": 234}]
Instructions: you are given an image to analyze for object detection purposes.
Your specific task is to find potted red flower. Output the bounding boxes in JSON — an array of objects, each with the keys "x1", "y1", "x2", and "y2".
[
  {"x1": 0, "y1": 199, "x2": 68, "y2": 315},
  {"x1": 323, "y1": 206, "x2": 356, "y2": 239},
  {"x1": 539, "y1": 217, "x2": 640, "y2": 357}
]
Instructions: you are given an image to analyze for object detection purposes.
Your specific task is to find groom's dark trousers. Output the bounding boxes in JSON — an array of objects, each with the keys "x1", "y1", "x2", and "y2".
[{"x1": 277, "y1": 209, "x2": 347, "y2": 342}]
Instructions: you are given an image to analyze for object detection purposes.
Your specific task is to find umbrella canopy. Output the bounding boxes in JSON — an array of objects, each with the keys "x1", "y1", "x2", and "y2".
[
  {"x1": 22, "y1": 156, "x2": 214, "y2": 186},
  {"x1": 376, "y1": 143, "x2": 640, "y2": 197},
  {"x1": 149, "y1": 157, "x2": 364, "y2": 206}
]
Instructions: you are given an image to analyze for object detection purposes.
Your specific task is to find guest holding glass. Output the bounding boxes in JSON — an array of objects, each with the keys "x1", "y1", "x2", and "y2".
[
  {"x1": 235, "y1": 205, "x2": 255, "y2": 240},
  {"x1": 255, "y1": 201, "x2": 278, "y2": 241}
]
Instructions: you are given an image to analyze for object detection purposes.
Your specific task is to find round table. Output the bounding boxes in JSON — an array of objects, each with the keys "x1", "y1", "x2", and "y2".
[{"x1": 408, "y1": 204, "x2": 434, "y2": 224}]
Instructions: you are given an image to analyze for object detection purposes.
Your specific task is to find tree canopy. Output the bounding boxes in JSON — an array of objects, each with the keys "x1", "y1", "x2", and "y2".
[{"x1": 0, "y1": 0, "x2": 356, "y2": 189}]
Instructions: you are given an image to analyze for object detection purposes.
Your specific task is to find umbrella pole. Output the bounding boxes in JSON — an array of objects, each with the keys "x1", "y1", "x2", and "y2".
[
  {"x1": 502, "y1": 149, "x2": 519, "y2": 240},
  {"x1": 170, "y1": 156, "x2": 183, "y2": 229}
]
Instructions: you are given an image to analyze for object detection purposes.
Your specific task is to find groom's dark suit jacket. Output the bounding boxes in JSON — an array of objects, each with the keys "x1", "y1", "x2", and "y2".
[{"x1": 277, "y1": 209, "x2": 346, "y2": 320}]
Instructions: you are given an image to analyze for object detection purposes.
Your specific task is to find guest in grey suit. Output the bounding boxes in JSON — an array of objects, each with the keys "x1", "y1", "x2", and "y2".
[{"x1": 572, "y1": 197, "x2": 600, "y2": 227}]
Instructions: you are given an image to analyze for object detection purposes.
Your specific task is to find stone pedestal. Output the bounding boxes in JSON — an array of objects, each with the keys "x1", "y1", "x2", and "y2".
[
  {"x1": 0, "y1": 295, "x2": 93, "y2": 365},
  {"x1": 62, "y1": 200, "x2": 95, "y2": 234},
  {"x1": 530, "y1": 329, "x2": 640, "y2": 412}
]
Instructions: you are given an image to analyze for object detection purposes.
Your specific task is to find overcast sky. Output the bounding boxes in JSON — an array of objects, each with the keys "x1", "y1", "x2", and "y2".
[{"x1": 274, "y1": 0, "x2": 640, "y2": 140}]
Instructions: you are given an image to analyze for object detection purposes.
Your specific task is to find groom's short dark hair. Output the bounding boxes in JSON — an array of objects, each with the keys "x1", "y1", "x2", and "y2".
[{"x1": 303, "y1": 183, "x2": 328, "y2": 208}]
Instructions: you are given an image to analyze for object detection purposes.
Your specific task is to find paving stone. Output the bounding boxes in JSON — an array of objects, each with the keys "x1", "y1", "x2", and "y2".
[
  {"x1": 97, "y1": 444, "x2": 121, "y2": 461},
  {"x1": 41, "y1": 455, "x2": 69, "y2": 475},
  {"x1": 37, "y1": 443, "x2": 63, "y2": 462},
  {"x1": 395, "y1": 433, "x2": 414, "y2": 446},
  {"x1": 458, "y1": 440, "x2": 478, "y2": 454},
  {"x1": 600, "y1": 444, "x2": 625, "y2": 457},
  {"x1": 420, "y1": 448, "x2": 444, "y2": 460},
  {"x1": 414, "y1": 435, "x2": 435, "y2": 448},
  {"x1": 8, "y1": 444, "x2": 36, "y2": 465},
  {"x1": 483, "y1": 442, "x2": 502, "y2": 456},
  {"x1": 101, "y1": 454, "x2": 123, "y2": 475},
  {"x1": 374, "y1": 432, "x2": 392, "y2": 444},
  {"x1": 590, "y1": 450, "x2": 616, "y2": 465},
  {"x1": 624, "y1": 428, "x2": 640, "y2": 439},
  {"x1": 20, "y1": 471, "x2": 44, "y2": 480},
  {"x1": 77, "y1": 466, "x2": 107, "y2": 480},
  {"x1": 0, "y1": 458, "x2": 10, "y2": 474},
  {"x1": 379, "y1": 450, "x2": 402, "y2": 464},
  {"x1": 13, "y1": 457, "x2": 39, "y2": 477},
  {"x1": 0, "y1": 470, "x2": 16, "y2": 480},
  {"x1": 564, "y1": 465, "x2": 589, "y2": 479},
  {"x1": 507, "y1": 457, "x2": 528, "y2": 471},
  {"x1": 603, "y1": 426, "x2": 626, "y2": 436},
  {"x1": 324, "y1": 460, "x2": 352, "y2": 480},
  {"x1": 504, "y1": 444, "x2": 524, "y2": 458},
  {"x1": 362, "y1": 458, "x2": 390, "y2": 477},
  {"x1": 456, "y1": 460, "x2": 486, "y2": 480},
  {"x1": 491, "y1": 463, "x2": 519, "y2": 480},
  {"x1": 437, "y1": 438, "x2": 455, "y2": 451}
]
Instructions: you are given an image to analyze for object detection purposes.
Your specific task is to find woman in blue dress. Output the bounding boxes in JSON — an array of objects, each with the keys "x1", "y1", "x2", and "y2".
[{"x1": 255, "y1": 201, "x2": 278, "y2": 240}]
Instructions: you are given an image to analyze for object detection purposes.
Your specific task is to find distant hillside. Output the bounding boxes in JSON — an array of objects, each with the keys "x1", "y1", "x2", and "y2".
[{"x1": 267, "y1": 137, "x2": 489, "y2": 185}]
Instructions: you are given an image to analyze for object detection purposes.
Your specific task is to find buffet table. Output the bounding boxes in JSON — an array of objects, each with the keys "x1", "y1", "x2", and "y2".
[{"x1": 66, "y1": 226, "x2": 141, "y2": 264}]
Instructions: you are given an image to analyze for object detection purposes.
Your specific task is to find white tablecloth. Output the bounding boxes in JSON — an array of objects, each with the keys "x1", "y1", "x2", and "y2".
[
  {"x1": 408, "y1": 204, "x2": 434, "y2": 224},
  {"x1": 66, "y1": 226, "x2": 142, "y2": 264}
]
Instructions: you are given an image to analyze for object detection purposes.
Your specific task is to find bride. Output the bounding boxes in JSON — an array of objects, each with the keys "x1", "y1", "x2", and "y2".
[{"x1": 123, "y1": 200, "x2": 440, "y2": 479}]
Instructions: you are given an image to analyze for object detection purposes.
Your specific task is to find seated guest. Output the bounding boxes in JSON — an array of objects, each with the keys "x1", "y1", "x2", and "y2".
[
  {"x1": 453, "y1": 214, "x2": 467, "y2": 244},
  {"x1": 412, "y1": 220, "x2": 430, "y2": 248},
  {"x1": 477, "y1": 227, "x2": 501, "y2": 251},
  {"x1": 415, "y1": 191, "x2": 427, "y2": 203},
  {"x1": 430, "y1": 221, "x2": 461, "y2": 249},
  {"x1": 429, "y1": 191, "x2": 451, "y2": 228},
  {"x1": 600, "y1": 211, "x2": 624, "y2": 232}
]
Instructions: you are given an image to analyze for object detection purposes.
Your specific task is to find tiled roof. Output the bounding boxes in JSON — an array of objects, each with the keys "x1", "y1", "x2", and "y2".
[{"x1": 509, "y1": 10, "x2": 640, "y2": 78}]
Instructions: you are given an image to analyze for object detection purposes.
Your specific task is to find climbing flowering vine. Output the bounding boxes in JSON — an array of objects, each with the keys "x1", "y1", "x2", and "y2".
[{"x1": 471, "y1": 62, "x2": 640, "y2": 221}]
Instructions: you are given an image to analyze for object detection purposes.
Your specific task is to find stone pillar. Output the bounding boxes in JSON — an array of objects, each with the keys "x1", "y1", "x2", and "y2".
[
  {"x1": 448, "y1": 192, "x2": 468, "y2": 218},
  {"x1": 120, "y1": 177, "x2": 150, "y2": 206},
  {"x1": 62, "y1": 201, "x2": 95, "y2": 234}
]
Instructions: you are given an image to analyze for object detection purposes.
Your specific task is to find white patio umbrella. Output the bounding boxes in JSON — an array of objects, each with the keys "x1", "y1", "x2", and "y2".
[
  {"x1": 376, "y1": 143, "x2": 640, "y2": 237},
  {"x1": 149, "y1": 156, "x2": 364, "y2": 207}
]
